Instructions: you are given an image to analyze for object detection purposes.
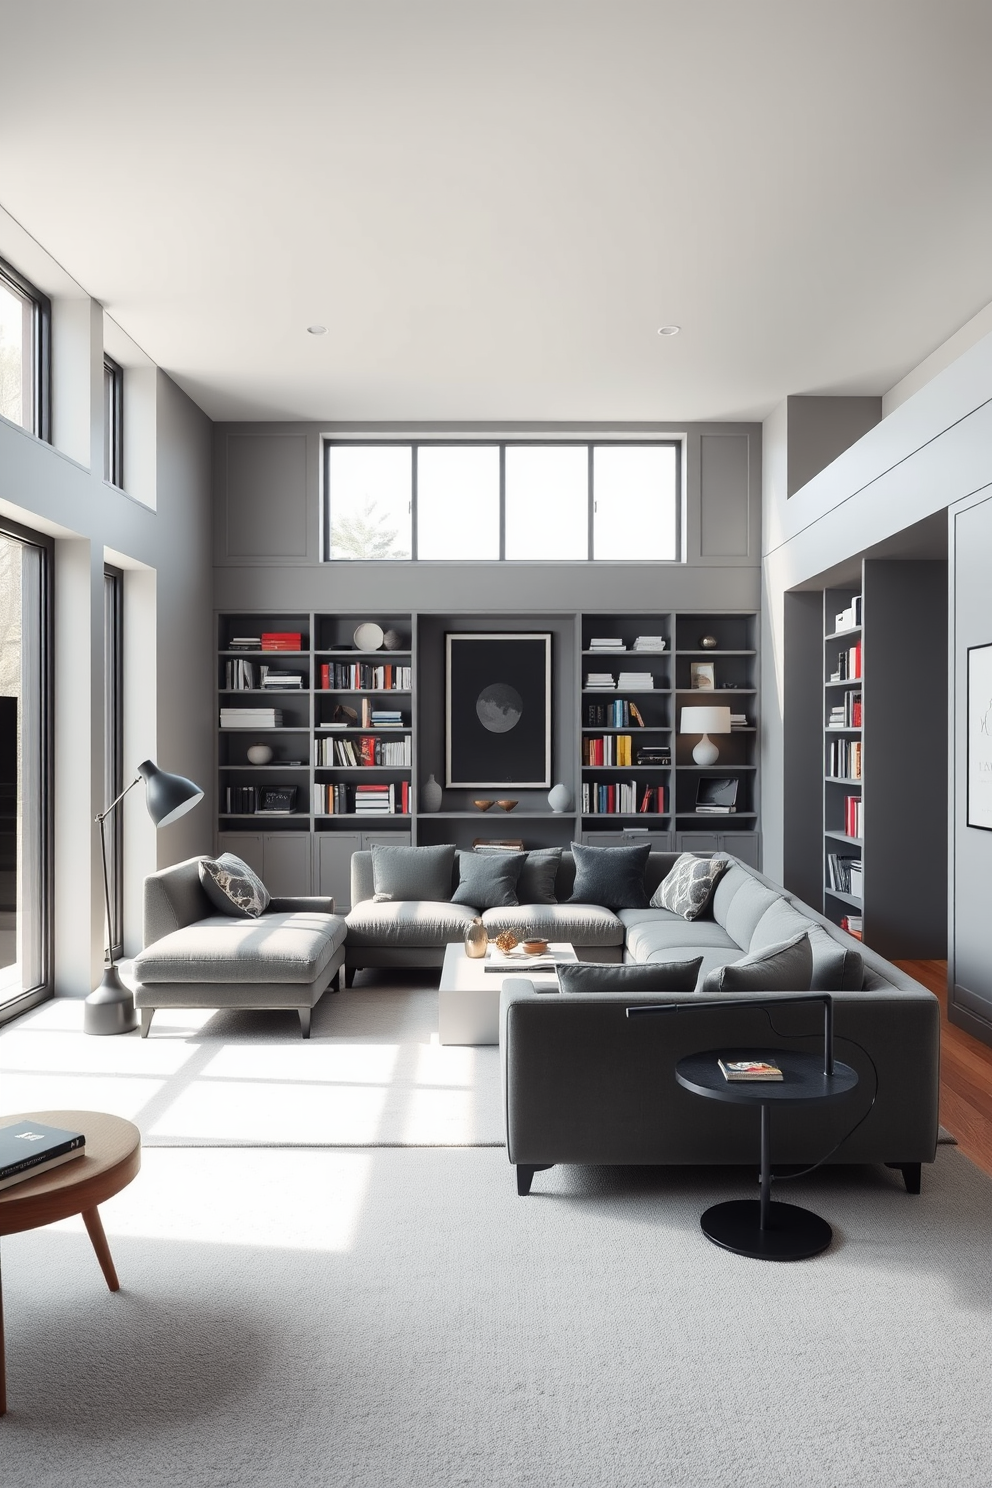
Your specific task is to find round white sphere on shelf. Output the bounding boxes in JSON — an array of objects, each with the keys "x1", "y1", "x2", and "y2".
[
  {"x1": 247, "y1": 743, "x2": 274, "y2": 765},
  {"x1": 548, "y1": 782, "x2": 572, "y2": 813}
]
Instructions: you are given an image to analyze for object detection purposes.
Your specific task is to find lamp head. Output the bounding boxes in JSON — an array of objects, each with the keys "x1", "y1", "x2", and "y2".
[{"x1": 137, "y1": 759, "x2": 204, "y2": 827}]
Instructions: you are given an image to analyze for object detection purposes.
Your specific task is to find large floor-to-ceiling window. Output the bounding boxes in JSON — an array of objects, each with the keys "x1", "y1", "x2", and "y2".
[
  {"x1": 0, "y1": 522, "x2": 51, "y2": 1017},
  {"x1": 103, "y1": 565, "x2": 123, "y2": 960}
]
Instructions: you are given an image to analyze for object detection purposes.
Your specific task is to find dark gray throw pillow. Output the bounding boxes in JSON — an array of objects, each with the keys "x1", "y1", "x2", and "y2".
[
  {"x1": 557, "y1": 959, "x2": 703, "y2": 994},
  {"x1": 452, "y1": 850, "x2": 527, "y2": 909},
  {"x1": 198, "y1": 852, "x2": 271, "y2": 919},
  {"x1": 701, "y1": 931, "x2": 813, "y2": 994},
  {"x1": 567, "y1": 841, "x2": 651, "y2": 911},
  {"x1": 474, "y1": 845, "x2": 562, "y2": 904},
  {"x1": 371, "y1": 843, "x2": 455, "y2": 903},
  {"x1": 652, "y1": 852, "x2": 729, "y2": 919}
]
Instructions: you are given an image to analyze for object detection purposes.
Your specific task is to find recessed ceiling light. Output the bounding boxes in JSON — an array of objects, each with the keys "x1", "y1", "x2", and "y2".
[
  {"x1": 307, "y1": 324, "x2": 327, "y2": 335},
  {"x1": 657, "y1": 324, "x2": 681, "y2": 337}
]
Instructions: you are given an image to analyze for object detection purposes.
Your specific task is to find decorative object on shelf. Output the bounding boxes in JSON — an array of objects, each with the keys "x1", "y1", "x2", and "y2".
[
  {"x1": 246, "y1": 743, "x2": 274, "y2": 765},
  {"x1": 445, "y1": 632, "x2": 552, "y2": 788},
  {"x1": 473, "y1": 798, "x2": 495, "y2": 811},
  {"x1": 464, "y1": 917, "x2": 488, "y2": 958},
  {"x1": 495, "y1": 930, "x2": 519, "y2": 954},
  {"x1": 85, "y1": 760, "x2": 203, "y2": 1037},
  {"x1": 258, "y1": 785, "x2": 298, "y2": 814},
  {"x1": 353, "y1": 621, "x2": 385, "y2": 651},
  {"x1": 699, "y1": 635, "x2": 718, "y2": 650},
  {"x1": 690, "y1": 661, "x2": 716, "y2": 690},
  {"x1": 382, "y1": 628, "x2": 406, "y2": 651},
  {"x1": 967, "y1": 642, "x2": 992, "y2": 830},
  {"x1": 548, "y1": 782, "x2": 572, "y2": 813},
  {"x1": 680, "y1": 705, "x2": 732, "y2": 766},
  {"x1": 496, "y1": 799, "x2": 518, "y2": 812},
  {"x1": 421, "y1": 774, "x2": 443, "y2": 813}
]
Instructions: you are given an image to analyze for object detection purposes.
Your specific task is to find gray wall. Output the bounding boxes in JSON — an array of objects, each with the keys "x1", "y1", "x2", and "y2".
[{"x1": 785, "y1": 396, "x2": 882, "y2": 497}]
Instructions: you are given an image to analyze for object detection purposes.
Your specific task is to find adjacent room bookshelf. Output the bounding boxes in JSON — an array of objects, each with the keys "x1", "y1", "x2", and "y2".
[
  {"x1": 817, "y1": 560, "x2": 947, "y2": 959},
  {"x1": 216, "y1": 607, "x2": 761, "y2": 900}
]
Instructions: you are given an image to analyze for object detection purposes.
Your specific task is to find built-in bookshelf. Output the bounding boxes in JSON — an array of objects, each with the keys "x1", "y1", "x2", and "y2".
[
  {"x1": 814, "y1": 560, "x2": 947, "y2": 960},
  {"x1": 216, "y1": 608, "x2": 760, "y2": 902}
]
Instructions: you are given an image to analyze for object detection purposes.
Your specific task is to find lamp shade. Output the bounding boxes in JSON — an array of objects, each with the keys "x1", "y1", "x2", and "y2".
[
  {"x1": 680, "y1": 706, "x2": 732, "y2": 736},
  {"x1": 137, "y1": 759, "x2": 204, "y2": 827}
]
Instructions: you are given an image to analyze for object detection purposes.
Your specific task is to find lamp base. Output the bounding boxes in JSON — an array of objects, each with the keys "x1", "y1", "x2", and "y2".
[
  {"x1": 84, "y1": 964, "x2": 139, "y2": 1036},
  {"x1": 692, "y1": 734, "x2": 720, "y2": 767}
]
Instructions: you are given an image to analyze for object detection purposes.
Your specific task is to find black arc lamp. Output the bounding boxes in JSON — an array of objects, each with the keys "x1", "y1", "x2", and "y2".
[{"x1": 84, "y1": 759, "x2": 203, "y2": 1036}]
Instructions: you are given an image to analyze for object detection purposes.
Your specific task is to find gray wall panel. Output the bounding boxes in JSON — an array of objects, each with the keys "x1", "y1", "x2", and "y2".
[
  {"x1": 223, "y1": 432, "x2": 308, "y2": 560},
  {"x1": 699, "y1": 434, "x2": 749, "y2": 557}
]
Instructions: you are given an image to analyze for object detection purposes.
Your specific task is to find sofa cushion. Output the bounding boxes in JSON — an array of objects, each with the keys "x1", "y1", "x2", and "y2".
[
  {"x1": 716, "y1": 874, "x2": 785, "y2": 950},
  {"x1": 371, "y1": 844, "x2": 455, "y2": 903},
  {"x1": 558, "y1": 959, "x2": 702, "y2": 994},
  {"x1": 133, "y1": 910, "x2": 346, "y2": 984},
  {"x1": 651, "y1": 852, "x2": 729, "y2": 919},
  {"x1": 482, "y1": 903, "x2": 624, "y2": 946},
  {"x1": 623, "y1": 916, "x2": 739, "y2": 964},
  {"x1": 474, "y1": 846, "x2": 562, "y2": 904},
  {"x1": 567, "y1": 841, "x2": 650, "y2": 911},
  {"x1": 345, "y1": 900, "x2": 478, "y2": 948},
  {"x1": 750, "y1": 898, "x2": 864, "y2": 992},
  {"x1": 198, "y1": 853, "x2": 271, "y2": 919},
  {"x1": 701, "y1": 931, "x2": 813, "y2": 994},
  {"x1": 452, "y1": 850, "x2": 526, "y2": 909}
]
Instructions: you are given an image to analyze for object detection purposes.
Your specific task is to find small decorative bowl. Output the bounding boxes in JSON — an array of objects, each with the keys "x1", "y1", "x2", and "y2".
[
  {"x1": 496, "y1": 799, "x2": 518, "y2": 811},
  {"x1": 522, "y1": 939, "x2": 549, "y2": 956},
  {"x1": 473, "y1": 799, "x2": 495, "y2": 811}
]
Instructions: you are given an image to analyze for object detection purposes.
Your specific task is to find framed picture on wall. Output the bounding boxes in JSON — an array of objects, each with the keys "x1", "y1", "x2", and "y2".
[
  {"x1": 445, "y1": 633, "x2": 552, "y2": 788},
  {"x1": 967, "y1": 642, "x2": 992, "y2": 830}
]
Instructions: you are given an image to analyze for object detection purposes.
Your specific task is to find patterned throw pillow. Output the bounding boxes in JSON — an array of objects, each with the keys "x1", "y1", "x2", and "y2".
[
  {"x1": 652, "y1": 853, "x2": 729, "y2": 920},
  {"x1": 198, "y1": 852, "x2": 271, "y2": 919}
]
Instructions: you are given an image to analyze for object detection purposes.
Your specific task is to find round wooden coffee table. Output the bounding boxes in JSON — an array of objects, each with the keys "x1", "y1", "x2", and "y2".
[{"x1": 0, "y1": 1110, "x2": 141, "y2": 1415}]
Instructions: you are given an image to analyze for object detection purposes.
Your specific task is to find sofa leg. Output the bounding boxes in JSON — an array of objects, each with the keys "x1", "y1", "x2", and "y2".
[
  {"x1": 139, "y1": 1009, "x2": 153, "y2": 1039},
  {"x1": 337, "y1": 964, "x2": 347, "y2": 992},
  {"x1": 516, "y1": 1164, "x2": 553, "y2": 1196},
  {"x1": 886, "y1": 1162, "x2": 921, "y2": 1194},
  {"x1": 299, "y1": 1008, "x2": 312, "y2": 1039},
  {"x1": 345, "y1": 966, "x2": 357, "y2": 988}
]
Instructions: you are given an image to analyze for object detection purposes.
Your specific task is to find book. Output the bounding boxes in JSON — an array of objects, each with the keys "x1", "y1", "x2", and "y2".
[
  {"x1": 717, "y1": 1059, "x2": 783, "y2": 1082},
  {"x1": 0, "y1": 1120, "x2": 86, "y2": 1191}
]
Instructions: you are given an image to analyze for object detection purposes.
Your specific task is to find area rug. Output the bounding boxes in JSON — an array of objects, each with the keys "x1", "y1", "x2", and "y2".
[
  {"x1": 2, "y1": 1143, "x2": 991, "y2": 1487},
  {"x1": 0, "y1": 977, "x2": 504, "y2": 1147}
]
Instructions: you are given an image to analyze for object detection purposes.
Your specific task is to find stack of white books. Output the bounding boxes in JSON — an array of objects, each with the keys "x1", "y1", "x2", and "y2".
[
  {"x1": 632, "y1": 636, "x2": 666, "y2": 651},
  {"x1": 585, "y1": 673, "x2": 615, "y2": 689},
  {"x1": 220, "y1": 707, "x2": 283, "y2": 728},
  {"x1": 616, "y1": 672, "x2": 654, "y2": 690},
  {"x1": 588, "y1": 637, "x2": 624, "y2": 650},
  {"x1": 730, "y1": 712, "x2": 748, "y2": 730},
  {"x1": 260, "y1": 669, "x2": 302, "y2": 689}
]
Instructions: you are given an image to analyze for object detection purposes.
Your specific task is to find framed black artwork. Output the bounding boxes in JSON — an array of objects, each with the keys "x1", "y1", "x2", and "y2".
[{"x1": 445, "y1": 633, "x2": 551, "y2": 788}]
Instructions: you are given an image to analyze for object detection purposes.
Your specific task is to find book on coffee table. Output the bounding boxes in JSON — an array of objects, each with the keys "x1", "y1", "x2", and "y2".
[{"x1": 717, "y1": 1059, "x2": 783, "y2": 1082}]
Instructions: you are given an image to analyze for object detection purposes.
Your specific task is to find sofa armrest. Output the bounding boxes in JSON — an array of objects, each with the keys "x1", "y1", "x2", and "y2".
[{"x1": 267, "y1": 895, "x2": 335, "y2": 914}]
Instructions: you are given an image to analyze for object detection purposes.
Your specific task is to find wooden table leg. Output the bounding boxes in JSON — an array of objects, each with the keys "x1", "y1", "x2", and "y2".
[{"x1": 81, "y1": 1207, "x2": 120, "y2": 1293}]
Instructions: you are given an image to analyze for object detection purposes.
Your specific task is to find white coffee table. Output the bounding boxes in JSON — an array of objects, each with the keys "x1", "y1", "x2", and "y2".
[{"x1": 438, "y1": 941, "x2": 577, "y2": 1046}]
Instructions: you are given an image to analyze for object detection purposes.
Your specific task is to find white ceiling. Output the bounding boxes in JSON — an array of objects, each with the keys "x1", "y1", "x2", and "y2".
[{"x1": 2, "y1": 0, "x2": 992, "y2": 425}]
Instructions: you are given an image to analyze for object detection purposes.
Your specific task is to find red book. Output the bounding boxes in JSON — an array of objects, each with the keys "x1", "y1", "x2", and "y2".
[{"x1": 320, "y1": 663, "x2": 329, "y2": 690}]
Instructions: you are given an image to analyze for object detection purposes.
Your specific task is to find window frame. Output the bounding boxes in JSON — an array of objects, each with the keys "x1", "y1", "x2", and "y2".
[
  {"x1": 103, "y1": 354, "x2": 124, "y2": 487},
  {"x1": 0, "y1": 254, "x2": 52, "y2": 443},
  {"x1": 322, "y1": 437, "x2": 683, "y2": 563},
  {"x1": 104, "y1": 566, "x2": 124, "y2": 960}
]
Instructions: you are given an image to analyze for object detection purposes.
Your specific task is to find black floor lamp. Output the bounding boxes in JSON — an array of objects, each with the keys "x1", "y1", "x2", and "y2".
[{"x1": 84, "y1": 759, "x2": 203, "y2": 1036}]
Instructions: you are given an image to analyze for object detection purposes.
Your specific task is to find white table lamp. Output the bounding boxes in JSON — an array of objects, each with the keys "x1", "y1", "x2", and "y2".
[{"x1": 680, "y1": 705, "x2": 732, "y2": 766}]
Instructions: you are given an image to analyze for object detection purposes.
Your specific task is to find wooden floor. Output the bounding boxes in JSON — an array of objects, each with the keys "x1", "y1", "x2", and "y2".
[{"x1": 895, "y1": 959, "x2": 992, "y2": 1178}]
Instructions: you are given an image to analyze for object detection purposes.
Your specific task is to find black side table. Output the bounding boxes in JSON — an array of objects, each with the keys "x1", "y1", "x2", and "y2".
[{"x1": 676, "y1": 1048, "x2": 859, "y2": 1260}]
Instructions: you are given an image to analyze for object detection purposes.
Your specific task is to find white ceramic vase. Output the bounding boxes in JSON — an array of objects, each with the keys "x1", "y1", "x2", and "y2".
[
  {"x1": 548, "y1": 782, "x2": 572, "y2": 813},
  {"x1": 247, "y1": 743, "x2": 273, "y2": 765}
]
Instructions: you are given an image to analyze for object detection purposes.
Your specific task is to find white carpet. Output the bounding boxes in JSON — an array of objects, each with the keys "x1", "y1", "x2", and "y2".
[
  {"x1": 2, "y1": 1144, "x2": 991, "y2": 1486},
  {"x1": 0, "y1": 977, "x2": 504, "y2": 1147}
]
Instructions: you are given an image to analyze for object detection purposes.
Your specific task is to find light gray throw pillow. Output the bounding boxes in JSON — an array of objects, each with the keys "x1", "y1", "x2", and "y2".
[
  {"x1": 701, "y1": 930, "x2": 813, "y2": 993},
  {"x1": 452, "y1": 850, "x2": 526, "y2": 909},
  {"x1": 653, "y1": 853, "x2": 729, "y2": 919},
  {"x1": 474, "y1": 845, "x2": 562, "y2": 904},
  {"x1": 558, "y1": 959, "x2": 703, "y2": 994},
  {"x1": 371, "y1": 843, "x2": 455, "y2": 903},
  {"x1": 198, "y1": 852, "x2": 270, "y2": 919}
]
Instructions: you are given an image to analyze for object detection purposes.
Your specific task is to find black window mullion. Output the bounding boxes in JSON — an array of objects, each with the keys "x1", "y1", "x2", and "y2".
[{"x1": 499, "y1": 445, "x2": 506, "y2": 560}]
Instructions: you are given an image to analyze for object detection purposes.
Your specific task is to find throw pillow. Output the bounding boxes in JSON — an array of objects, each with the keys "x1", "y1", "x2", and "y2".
[
  {"x1": 198, "y1": 852, "x2": 271, "y2": 919},
  {"x1": 474, "y1": 845, "x2": 562, "y2": 904},
  {"x1": 652, "y1": 853, "x2": 729, "y2": 920},
  {"x1": 701, "y1": 931, "x2": 813, "y2": 994},
  {"x1": 371, "y1": 843, "x2": 455, "y2": 903},
  {"x1": 567, "y1": 841, "x2": 651, "y2": 911},
  {"x1": 452, "y1": 850, "x2": 527, "y2": 909},
  {"x1": 557, "y1": 959, "x2": 703, "y2": 994}
]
